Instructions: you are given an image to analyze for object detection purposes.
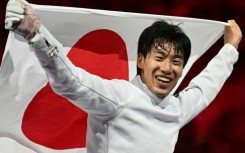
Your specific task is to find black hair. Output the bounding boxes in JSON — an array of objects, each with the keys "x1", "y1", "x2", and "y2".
[{"x1": 137, "y1": 19, "x2": 191, "y2": 75}]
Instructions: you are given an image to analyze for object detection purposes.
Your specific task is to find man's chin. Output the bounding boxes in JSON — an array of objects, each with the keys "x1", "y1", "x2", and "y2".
[{"x1": 154, "y1": 89, "x2": 170, "y2": 98}]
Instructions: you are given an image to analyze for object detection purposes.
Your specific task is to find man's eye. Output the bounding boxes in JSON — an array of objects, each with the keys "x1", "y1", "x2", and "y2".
[
  {"x1": 156, "y1": 56, "x2": 164, "y2": 61},
  {"x1": 173, "y1": 60, "x2": 183, "y2": 66}
]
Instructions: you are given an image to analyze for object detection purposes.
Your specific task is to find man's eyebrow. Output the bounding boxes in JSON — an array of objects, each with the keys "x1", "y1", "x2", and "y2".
[
  {"x1": 154, "y1": 49, "x2": 184, "y2": 58},
  {"x1": 174, "y1": 54, "x2": 184, "y2": 59},
  {"x1": 153, "y1": 48, "x2": 168, "y2": 54}
]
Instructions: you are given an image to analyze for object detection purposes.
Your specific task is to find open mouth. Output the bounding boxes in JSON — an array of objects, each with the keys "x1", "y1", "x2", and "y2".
[{"x1": 156, "y1": 76, "x2": 172, "y2": 83}]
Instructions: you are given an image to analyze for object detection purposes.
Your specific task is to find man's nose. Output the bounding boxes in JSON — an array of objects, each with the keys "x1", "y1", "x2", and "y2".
[{"x1": 159, "y1": 59, "x2": 172, "y2": 74}]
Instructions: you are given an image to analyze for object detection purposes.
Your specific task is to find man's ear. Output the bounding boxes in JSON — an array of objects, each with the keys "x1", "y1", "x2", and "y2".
[{"x1": 137, "y1": 54, "x2": 144, "y2": 69}]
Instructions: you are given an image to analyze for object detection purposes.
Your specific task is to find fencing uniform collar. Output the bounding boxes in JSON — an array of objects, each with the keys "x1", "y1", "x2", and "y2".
[{"x1": 130, "y1": 75, "x2": 166, "y2": 105}]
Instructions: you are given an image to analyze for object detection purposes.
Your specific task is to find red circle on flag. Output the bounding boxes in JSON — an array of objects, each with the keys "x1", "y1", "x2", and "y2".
[{"x1": 22, "y1": 29, "x2": 129, "y2": 149}]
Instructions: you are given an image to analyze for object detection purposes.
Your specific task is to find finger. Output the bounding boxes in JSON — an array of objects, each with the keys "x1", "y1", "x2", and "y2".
[
  {"x1": 6, "y1": 0, "x2": 24, "y2": 14},
  {"x1": 16, "y1": 0, "x2": 29, "y2": 7},
  {"x1": 8, "y1": 0, "x2": 17, "y2": 2},
  {"x1": 5, "y1": 17, "x2": 21, "y2": 29},
  {"x1": 6, "y1": 5, "x2": 24, "y2": 15},
  {"x1": 227, "y1": 19, "x2": 236, "y2": 26},
  {"x1": 5, "y1": 12, "x2": 25, "y2": 19}
]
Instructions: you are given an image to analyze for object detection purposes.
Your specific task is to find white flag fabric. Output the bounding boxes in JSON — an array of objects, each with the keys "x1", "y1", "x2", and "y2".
[
  {"x1": 0, "y1": 4, "x2": 227, "y2": 153},
  {"x1": 0, "y1": 137, "x2": 36, "y2": 153}
]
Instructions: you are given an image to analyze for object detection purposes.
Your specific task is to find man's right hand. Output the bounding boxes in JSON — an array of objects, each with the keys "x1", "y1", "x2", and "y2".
[{"x1": 5, "y1": 0, "x2": 41, "y2": 40}]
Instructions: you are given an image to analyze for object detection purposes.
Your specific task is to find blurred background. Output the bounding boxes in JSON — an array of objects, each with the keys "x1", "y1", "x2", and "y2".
[{"x1": 0, "y1": 0, "x2": 244, "y2": 153}]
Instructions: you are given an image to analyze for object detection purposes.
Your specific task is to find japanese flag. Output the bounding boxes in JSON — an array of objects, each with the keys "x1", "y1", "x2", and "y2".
[{"x1": 0, "y1": 4, "x2": 226, "y2": 153}]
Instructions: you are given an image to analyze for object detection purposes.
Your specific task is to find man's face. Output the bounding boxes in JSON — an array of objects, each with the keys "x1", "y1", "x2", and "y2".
[{"x1": 137, "y1": 42, "x2": 184, "y2": 97}]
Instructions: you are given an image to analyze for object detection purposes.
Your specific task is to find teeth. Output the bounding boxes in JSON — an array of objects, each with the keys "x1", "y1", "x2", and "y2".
[{"x1": 157, "y1": 76, "x2": 171, "y2": 82}]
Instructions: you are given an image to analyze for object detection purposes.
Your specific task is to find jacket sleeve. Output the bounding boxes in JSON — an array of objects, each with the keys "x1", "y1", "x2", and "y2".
[
  {"x1": 30, "y1": 25, "x2": 126, "y2": 120},
  {"x1": 175, "y1": 44, "x2": 239, "y2": 126}
]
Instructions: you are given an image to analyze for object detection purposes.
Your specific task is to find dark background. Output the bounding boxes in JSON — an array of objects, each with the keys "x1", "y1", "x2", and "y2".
[{"x1": 0, "y1": 0, "x2": 244, "y2": 152}]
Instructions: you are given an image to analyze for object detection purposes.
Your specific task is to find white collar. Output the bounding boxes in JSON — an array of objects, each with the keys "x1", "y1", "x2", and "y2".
[{"x1": 130, "y1": 75, "x2": 170, "y2": 107}]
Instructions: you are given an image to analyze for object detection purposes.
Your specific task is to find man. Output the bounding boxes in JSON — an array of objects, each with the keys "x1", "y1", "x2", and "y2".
[{"x1": 5, "y1": 0, "x2": 242, "y2": 153}]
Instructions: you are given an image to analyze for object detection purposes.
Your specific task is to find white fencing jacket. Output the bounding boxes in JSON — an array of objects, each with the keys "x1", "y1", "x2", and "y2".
[{"x1": 32, "y1": 27, "x2": 239, "y2": 153}]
